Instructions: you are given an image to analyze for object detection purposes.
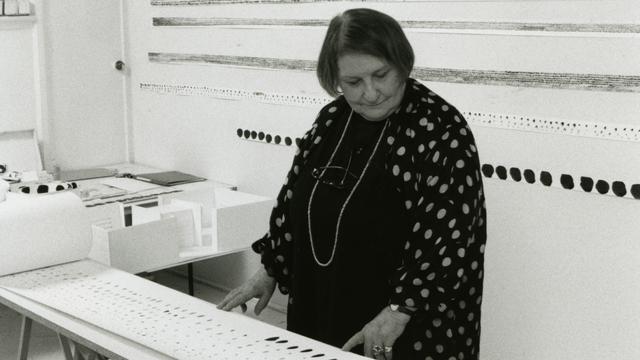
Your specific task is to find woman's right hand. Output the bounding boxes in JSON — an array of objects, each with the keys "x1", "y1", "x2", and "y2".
[{"x1": 216, "y1": 266, "x2": 276, "y2": 316}]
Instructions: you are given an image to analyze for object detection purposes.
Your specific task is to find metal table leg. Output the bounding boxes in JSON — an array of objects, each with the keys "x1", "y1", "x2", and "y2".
[
  {"x1": 188, "y1": 263, "x2": 194, "y2": 296},
  {"x1": 17, "y1": 316, "x2": 32, "y2": 360},
  {"x1": 58, "y1": 334, "x2": 74, "y2": 360}
]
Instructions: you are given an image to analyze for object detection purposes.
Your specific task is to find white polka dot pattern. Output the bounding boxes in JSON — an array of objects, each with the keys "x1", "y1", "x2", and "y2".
[{"x1": 252, "y1": 79, "x2": 486, "y2": 359}]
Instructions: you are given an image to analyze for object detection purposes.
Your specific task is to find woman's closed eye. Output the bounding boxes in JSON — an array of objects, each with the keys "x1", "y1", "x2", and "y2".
[
  {"x1": 345, "y1": 79, "x2": 361, "y2": 86},
  {"x1": 374, "y1": 70, "x2": 389, "y2": 79}
]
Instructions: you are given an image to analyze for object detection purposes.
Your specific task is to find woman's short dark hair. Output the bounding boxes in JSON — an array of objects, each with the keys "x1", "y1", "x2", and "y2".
[{"x1": 317, "y1": 8, "x2": 415, "y2": 97}]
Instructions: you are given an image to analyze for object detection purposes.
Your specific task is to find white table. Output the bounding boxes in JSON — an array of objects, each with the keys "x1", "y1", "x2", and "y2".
[
  {"x1": 0, "y1": 286, "x2": 172, "y2": 360},
  {"x1": 0, "y1": 260, "x2": 366, "y2": 360}
]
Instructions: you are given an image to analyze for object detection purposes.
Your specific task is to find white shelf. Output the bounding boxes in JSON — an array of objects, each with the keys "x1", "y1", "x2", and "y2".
[{"x1": 0, "y1": 15, "x2": 35, "y2": 29}]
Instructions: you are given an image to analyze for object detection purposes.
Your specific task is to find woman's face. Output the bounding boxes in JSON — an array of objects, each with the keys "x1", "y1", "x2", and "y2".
[{"x1": 337, "y1": 53, "x2": 406, "y2": 122}]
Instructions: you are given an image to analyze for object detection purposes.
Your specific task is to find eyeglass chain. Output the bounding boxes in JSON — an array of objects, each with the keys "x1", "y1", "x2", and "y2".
[{"x1": 307, "y1": 110, "x2": 389, "y2": 267}]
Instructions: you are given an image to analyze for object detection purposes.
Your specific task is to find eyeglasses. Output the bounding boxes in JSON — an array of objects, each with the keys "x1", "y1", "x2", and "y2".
[{"x1": 311, "y1": 149, "x2": 358, "y2": 190}]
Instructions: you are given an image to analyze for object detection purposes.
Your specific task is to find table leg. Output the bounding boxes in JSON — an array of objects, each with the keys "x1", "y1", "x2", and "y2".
[
  {"x1": 58, "y1": 334, "x2": 74, "y2": 360},
  {"x1": 17, "y1": 316, "x2": 32, "y2": 360},
  {"x1": 73, "y1": 342, "x2": 89, "y2": 360},
  {"x1": 188, "y1": 263, "x2": 194, "y2": 296}
]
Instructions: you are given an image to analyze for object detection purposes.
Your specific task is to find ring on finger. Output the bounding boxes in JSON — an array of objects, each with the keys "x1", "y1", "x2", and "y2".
[{"x1": 372, "y1": 345, "x2": 384, "y2": 356}]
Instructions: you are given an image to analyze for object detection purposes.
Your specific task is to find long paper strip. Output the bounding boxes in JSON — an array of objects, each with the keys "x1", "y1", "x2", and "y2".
[{"x1": 0, "y1": 261, "x2": 366, "y2": 360}]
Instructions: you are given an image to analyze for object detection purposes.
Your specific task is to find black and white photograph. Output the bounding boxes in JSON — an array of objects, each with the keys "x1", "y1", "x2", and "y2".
[{"x1": 0, "y1": 0, "x2": 638, "y2": 359}]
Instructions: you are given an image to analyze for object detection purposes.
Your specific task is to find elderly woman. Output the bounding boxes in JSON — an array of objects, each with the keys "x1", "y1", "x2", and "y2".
[{"x1": 219, "y1": 8, "x2": 486, "y2": 360}]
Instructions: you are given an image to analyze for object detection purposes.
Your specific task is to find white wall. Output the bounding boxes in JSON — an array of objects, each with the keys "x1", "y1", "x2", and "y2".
[
  {"x1": 481, "y1": 179, "x2": 640, "y2": 359},
  {"x1": 124, "y1": 1, "x2": 640, "y2": 358}
]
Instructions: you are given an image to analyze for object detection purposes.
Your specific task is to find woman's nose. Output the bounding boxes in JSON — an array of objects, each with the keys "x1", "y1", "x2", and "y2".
[{"x1": 362, "y1": 80, "x2": 379, "y2": 103}]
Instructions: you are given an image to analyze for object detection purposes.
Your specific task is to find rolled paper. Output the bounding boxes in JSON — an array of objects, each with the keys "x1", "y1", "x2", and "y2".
[{"x1": 0, "y1": 192, "x2": 91, "y2": 276}]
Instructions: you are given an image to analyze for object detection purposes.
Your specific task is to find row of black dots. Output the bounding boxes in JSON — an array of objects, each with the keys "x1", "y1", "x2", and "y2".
[
  {"x1": 237, "y1": 128, "x2": 301, "y2": 147},
  {"x1": 481, "y1": 164, "x2": 640, "y2": 199},
  {"x1": 263, "y1": 336, "x2": 331, "y2": 359}
]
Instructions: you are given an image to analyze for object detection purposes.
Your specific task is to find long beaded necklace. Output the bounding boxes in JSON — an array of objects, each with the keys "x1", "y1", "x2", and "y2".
[{"x1": 307, "y1": 110, "x2": 390, "y2": 267}]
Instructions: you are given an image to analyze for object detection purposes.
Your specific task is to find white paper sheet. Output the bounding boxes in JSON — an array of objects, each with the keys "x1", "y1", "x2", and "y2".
[
  {"x1": 0, "y1": 192, "x2": 91, "y2": 276},
  {"x1": 101, "y1": 177, "x2": 162, "y2": 193},
  {"x1": 0, "y1": 261, "x2": 366, "y2": 360}
]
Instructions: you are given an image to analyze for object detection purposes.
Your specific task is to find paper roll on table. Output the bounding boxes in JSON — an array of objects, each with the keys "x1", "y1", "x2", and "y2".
[{"x1": 0, "y1": 192, "x2": 91, "y2": 276}]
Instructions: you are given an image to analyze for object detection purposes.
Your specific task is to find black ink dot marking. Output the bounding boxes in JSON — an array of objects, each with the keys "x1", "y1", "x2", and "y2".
[
  {"x1": 495, "y1": 166, "x2": 507, "y2": 180},
  {"x1": 630, "y1": 184, "x2": 640, "y2": 199},
  {"x1": 258, "y1": 132, "x2": 265, "y2": 140},
  {"x1": 265, "y1": 337, "x2": 279, "y2": 341},
  {"x1": 37, "y1": 185, "x2": 48, "y2": 193},
  {"x1": 481, "y1": 164, "x2": 494, "y2": 178},
  {"x1": 287, "y1": 346, "x2": 299, "y2": 349},
  {"x1": 523, "y1": 169, "x2": 535, "y2": 184},
  {"x1": 595, "y1": 180, "x2": 609, "y2": 194},
  {"x1": 243, "y1": 130, "x2": 250, "y2": 139},
  {"x1": 275, "y1": 135, "x2": 281, "y2": 144},
  {"x1": 580, "y1": 177, "x2": 594, "y2": 192},
  {"x1": 612, "y1": 181, "x2": 626, "y2": 197},
  {"x1": 236, "y1": 128, "x2": 243, "y2": 137},
  {"x1": 560, "y1": 174, "x2": 574, "y2": 189},
  {"x1": 301, "y1": 349, "x2": 313, "y2": 353},
  {"x1": 285, "y1": 137, "x2": 292, "y2": 146},
  {"x1": 540, "y1": 171, "x2": 552, "y2": 186},
  {"x1": 250, "y1": 131, "x2": 257, "y2": 139},
  {"x1": 20, "y1": 187, "x2": 30, "y2": 194},
  {"x1": 56, "y1": 185, "x2": 64, "y2": 191},
  {"x1": 265, "y1": 134, "x2": 272, "y2": 143},
  {"x1": 295, "y1": 138, "x2": 302, "y2": 147},
  {"x1": 509, "y1": 167, "x2": 522, "y2": 182}
]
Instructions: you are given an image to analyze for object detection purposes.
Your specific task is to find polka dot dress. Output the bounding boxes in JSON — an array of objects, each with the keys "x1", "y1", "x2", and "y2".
[{"x1": 253, "y1": 78, "x2": 487, "y2": 359}]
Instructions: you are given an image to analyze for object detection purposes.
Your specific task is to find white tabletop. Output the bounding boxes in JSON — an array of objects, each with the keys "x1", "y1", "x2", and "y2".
[
  {"x1": 0, "y1": 285, "x2": 172, "y2": 360},
  {"x1": 0, "y1": 260, "x2": 366, "y2": 360}
]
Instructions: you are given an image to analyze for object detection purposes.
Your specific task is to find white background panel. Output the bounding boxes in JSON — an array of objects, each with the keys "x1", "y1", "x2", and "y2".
[{"x1": 0, "y1": 26, "x2": 37, "y2": 133}]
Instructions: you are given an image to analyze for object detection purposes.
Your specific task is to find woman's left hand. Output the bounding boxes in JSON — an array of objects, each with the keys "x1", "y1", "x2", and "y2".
[{"x1": 342, "y1": 306, "x2": 411, "y2": 359}]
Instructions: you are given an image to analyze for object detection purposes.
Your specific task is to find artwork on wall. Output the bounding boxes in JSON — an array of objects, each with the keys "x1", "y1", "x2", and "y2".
[
  {"x1": 141, "y1": 2, "x2": 640, "y2": 202},
  {"x1": 152, "y1": 0, "x2": 427, "y2": 5},
  {"x1": 231, "y1": 124, "x2": 640, "y2": 200},
  {"x1": 152, "y1": 17, "x2": 640, "y2": 35},
  {"x1": 479, "y1": 164, "x2": 640, "y2": 200},
  {"x1": 140, "y1": 83, "x2": 640, "y2": 143},
  {"x1": 148, "y1": 53, "x2": 640, "y2": 93}
]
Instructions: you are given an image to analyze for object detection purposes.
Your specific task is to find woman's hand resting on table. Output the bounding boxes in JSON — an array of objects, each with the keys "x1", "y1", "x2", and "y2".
[
  {"x1": 342, "y1": 306, "x2": 411, "y2": 359},
  {"x1": 217, "y1": 267, "x2": 276, "y2": 316}
]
